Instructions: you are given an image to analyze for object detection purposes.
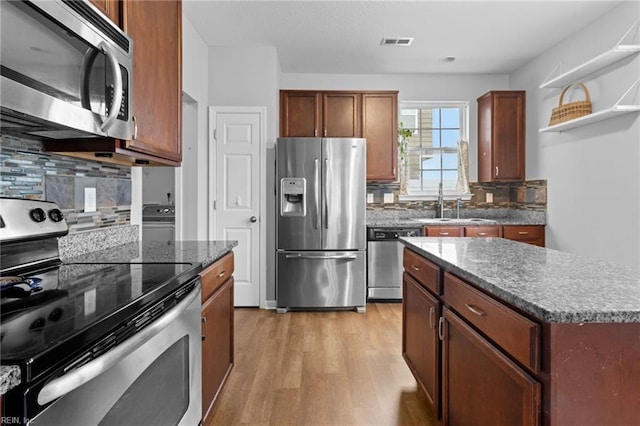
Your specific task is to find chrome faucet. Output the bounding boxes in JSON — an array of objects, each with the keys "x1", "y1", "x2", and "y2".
[{"x1": 437, "y1": 182, "x2": 444, "y2": 218}]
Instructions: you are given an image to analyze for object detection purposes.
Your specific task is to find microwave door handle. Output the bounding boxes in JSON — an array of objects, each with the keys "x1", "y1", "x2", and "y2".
[
  {"x1": 37, "y1": 282, "x2": 200, "y2": 406},
  {"x1": 99, "y1": 42, "x2": 123, "y2": 132},
  {"x1": 79, "y1": 43, "x2": 123, "y2": 133}
]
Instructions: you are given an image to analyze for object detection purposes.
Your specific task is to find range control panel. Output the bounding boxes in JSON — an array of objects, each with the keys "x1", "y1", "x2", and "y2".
[{"x1": 0, "y1": 198, "x2": 68, "y2": 242}]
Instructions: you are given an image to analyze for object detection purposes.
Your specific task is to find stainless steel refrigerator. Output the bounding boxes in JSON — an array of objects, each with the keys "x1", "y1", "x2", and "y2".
[{"x1": 276, "y1": 137, "x2": 366, "y2": 312}]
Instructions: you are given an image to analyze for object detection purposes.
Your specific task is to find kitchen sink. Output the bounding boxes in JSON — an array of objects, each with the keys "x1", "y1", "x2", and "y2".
[{"x1": 411, "y1": 217, "x2": 497, "y2": 224}]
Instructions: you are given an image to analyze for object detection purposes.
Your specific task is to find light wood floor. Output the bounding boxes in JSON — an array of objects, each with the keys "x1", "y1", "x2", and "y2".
[{"x1": 206, "y1": 303, "x2": 439, "y2": 426}]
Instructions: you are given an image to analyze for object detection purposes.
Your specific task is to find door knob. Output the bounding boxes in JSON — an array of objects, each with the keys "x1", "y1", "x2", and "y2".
[{"x1": 249, "y1": 216, "x2": 257, "y2": 223}]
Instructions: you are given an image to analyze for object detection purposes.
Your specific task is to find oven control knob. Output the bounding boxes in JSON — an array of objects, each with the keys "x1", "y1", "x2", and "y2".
[
  {"x1": 48, "y1": 208, "x2": 64, "y2": 222},
  {"x1": 30, "y1": 208, "x2": 46, "y2": 223}
]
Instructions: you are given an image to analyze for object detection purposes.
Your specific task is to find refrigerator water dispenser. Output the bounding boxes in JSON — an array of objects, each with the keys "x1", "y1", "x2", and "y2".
[{"x1": 280, "y1": 178, "x2": 306, "y2": 216}]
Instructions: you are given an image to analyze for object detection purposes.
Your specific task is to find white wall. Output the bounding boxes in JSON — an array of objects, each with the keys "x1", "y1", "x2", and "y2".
[
  {"x1": 208, "y1": 46, "x2": 280, "y2": 304},
  {"x1": 511, "y1": 1, "x2": 640, "y2": 267},
  {"x1": 141, "y1": 168, "x2": 175, "y2": 204},
  {"x1": 182, "y1": 15, "x2": 210, "y2": 240},
  {"x1": 282, "y1": 73, "x2": 509, "y2": 181}
]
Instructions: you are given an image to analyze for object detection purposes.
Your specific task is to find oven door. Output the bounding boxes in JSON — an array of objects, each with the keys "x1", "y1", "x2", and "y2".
[{"x1": 29, "y1": 281, "x2": 201, "y2": 426}]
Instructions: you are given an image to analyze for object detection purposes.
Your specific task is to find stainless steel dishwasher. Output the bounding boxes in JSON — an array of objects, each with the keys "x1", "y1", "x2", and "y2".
[{"x1": 367, "y1": 227, "x2": 423, "y2": 300}]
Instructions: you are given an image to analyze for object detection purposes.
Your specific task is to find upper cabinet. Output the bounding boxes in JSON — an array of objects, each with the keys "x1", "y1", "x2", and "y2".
[
  {"x1": 45, "y1": 0, "x2": 182, "y2": 166},
  {"x1": 477, "y1": 91, "x2": 525, "y2": 182},
  {"x1": 121, "y1": 0, "x2": 182, "y2": 163},
  {"x1": 280, "y1": 90, "x2": 398, "y2": 181}
]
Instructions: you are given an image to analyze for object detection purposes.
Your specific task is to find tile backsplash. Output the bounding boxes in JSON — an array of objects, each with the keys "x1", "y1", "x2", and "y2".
[
  {"x1": 1, "y1": 135, "x2": 132, "y2": 233},
  {"x1": 367, "y1": 179, "x2": 547, "y2": 213}
]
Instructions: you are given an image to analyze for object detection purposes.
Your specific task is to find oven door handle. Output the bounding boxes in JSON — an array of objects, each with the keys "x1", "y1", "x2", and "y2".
[{"x1": 37, "y1": 281, "x2": 200, "y2": 406}]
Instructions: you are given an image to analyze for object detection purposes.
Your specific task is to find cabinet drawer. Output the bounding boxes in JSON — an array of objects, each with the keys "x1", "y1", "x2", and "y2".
[
  {"x1": 424, "y1": 226, "x2": 463, "y2": 237},
  {"x1": 464, "y1": 226, "x2": 502, "y2": 237},
  {"x1": 503, "y1": 226, "x2": 545, "y2": 247},
  {"x1": 403, "y1": 248, "x2": 441, "y2": 295},
  {"x1": 201, "y1": 252, "x2": 234, "y2": 302},
  {"x1": 443, "y1": 272, "x2": 540, "y2": 373}
]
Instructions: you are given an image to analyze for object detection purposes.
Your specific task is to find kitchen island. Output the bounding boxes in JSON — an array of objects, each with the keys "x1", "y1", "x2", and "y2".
[{"x1": 400, "y1": 237, "x2": 640, "y2": 426}]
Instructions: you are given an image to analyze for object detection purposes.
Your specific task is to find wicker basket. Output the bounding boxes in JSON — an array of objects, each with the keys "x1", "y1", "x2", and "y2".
[{"x1": 549, "y1": 83, "x2": 592, "y2": 126}]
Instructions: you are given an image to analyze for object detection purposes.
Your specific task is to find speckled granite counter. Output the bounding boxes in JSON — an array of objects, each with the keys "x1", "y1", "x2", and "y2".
[
  {"x1": 63, "y1": 240, "x2": 238, "y2": 269},
  {"x1": 366, "y1": 208, "x2": 545, "y2": 228},
  {"x1": 401, "y1": 237, "x2": 640, "y2": 323}
]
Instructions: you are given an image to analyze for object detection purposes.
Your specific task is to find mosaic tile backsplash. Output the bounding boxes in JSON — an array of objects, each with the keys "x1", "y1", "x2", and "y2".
[
  {"x1": 367, "y1": 179, "x2": 547, "y2": 213},
  {"x1": 1, "y1": 135, "x2": 132, "y2": 233}
]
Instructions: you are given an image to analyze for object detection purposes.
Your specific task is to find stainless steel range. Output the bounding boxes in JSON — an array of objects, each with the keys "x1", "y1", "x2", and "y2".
[{"x1": 0, "y1": 198, "x2": 201, "y2": 425}]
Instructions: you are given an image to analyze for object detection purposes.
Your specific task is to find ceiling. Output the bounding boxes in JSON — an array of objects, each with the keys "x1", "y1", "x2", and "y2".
[{"x1": 183, "y1": 0, "x2": 623, "y2": 75}]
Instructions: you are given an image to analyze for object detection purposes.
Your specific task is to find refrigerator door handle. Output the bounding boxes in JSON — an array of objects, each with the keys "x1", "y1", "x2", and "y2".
[
  {"x1": 324, "y1": 158, "x2": 329, "y2": 229},
  {"x1": 314, "y1": 158, "x2": 320, "y2": 229},
  {"x1": 285, "y1": 254, "x2": 358, "y2": 260}
]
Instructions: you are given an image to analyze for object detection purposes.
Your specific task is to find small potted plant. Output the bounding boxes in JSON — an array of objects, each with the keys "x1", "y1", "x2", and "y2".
[{"x1": 398, "y1": 122, "x2": 413, "y2": 194}]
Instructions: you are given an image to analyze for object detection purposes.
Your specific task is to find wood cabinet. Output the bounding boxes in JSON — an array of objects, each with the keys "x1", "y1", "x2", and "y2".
[
  {"x1": 477, "y1": 91, "x2": 526, "y2": 182},
  {"x1": 403, "y1": 273, "x2": 440, "y2": 415},
  {"x1": 464, "y1": 226, "x2": 502, "y2": 238},
  {"x1": 200, "y1": 252, "x2": 235, "y2": 425},
  {"x1": 503, "y1": 225, "x2": 545, "y2": 247},
  {"x1": 424, "y1": 226, "x2": 464, "y2": 237},
  {"x1": 89, "y1": 0, "x2": 121, "y2": 24},
  {"x1": 362, "y1": 92, "x2": 398, "y2": 181},
  {"x1": 279, "y1": 90, "x2": 398, "y2": 181},
  {"x1": 122, "y1": 0, "x2": 182, "y2": 163},
  {"x1": 442, "y1": 307, "x2": 540, "y2": 426}
]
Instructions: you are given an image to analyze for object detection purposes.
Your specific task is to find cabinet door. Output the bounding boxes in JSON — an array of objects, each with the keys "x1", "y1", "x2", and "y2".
[
  {"x1": 89, "y1": 0, "x2": 120, "y2": 24},
  {"x1": 362, "y1": 92, "x2": 398, "y2": 181},
  {"x1": 280, "y1": 91, "x2": 321, "y2": 137},
  {"x1": 503, "y1": 225, "x2": 545, "y2": 247},
  {"x1": 442, "y1": 308, "x2": 540, "y2": 426},
  {"x1": 478, "y1": 91, "x2": 525, "y2": 182},
  {"x1": 322, "y1": 92, "x2": 361, "y2": 137},
  {"x1": 464, "y1": 225, "x2": 502, "y2": 237},
  {"x1": 122, "y1": 0, "x2": 182, "y2": 162},
  {"x1": 202, "y1": 278, "x2": 234, "y2": 425},
  {"x1": 403, "y1": 273, "x2": 440, "y2": 415},
  {"x1": 424, "y1": 226, "x2": 463, "y2": 237}
]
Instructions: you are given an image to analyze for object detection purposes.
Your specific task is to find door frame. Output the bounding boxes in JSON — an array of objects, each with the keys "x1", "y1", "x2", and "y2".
[{"x1": 208, "y1": 106, "x2": 267, "y2": 308}]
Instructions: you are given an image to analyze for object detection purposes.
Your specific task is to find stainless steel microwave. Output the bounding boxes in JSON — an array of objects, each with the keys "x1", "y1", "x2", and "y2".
[{"x1": 0, "y1": 0, "x2": 133, "y2": 141}]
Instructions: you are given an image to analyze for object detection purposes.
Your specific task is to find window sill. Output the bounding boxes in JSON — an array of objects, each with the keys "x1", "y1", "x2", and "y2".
[{"x1": 398, "y1": 193, "x2": 473, "y2": 202}]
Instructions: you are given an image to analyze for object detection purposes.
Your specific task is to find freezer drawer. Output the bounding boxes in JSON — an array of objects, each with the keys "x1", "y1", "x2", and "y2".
[{"x1": 276, "y1": 251, "x2": 366, "y2": 309}]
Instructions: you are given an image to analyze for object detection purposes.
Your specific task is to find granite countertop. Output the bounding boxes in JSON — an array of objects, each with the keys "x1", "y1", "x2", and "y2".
[
  {"x1": 2, "y1": 240, "x2": 238, "y2": 395},
  {"x1": 63, "y1": 240, "x2": 238, "y2": 269},
  {"x1": 366, "y1": 208, "x2": 546, "y2": 228},
  {"x1": 367, "y1": 217, "x2": 545, "y2": 227},
  {"x1": 401, "y1": 237, "x2": 640, "y2": 324}
]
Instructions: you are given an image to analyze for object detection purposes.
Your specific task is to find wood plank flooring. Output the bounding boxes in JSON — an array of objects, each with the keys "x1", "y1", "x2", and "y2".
[{"x1": 206, "y1": 303, "x2": 439, "y2": 426}]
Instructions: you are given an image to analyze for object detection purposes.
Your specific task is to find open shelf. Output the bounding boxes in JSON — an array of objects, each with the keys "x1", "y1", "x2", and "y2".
[
  {"x1": 540, "y1": 20, "x2": 640, "y2": 89},
  {"x1": 538, "y1": 105, "x2": 640, "y2": 133}
]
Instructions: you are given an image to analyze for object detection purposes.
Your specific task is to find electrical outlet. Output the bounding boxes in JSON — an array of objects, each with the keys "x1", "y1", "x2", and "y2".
[
  {"x1": 84, "y1": 187, "x2": 97, "y2": 212},
  {"x1": 383, "y1": 193, "x2": 394, "y2": 203},
  {"x1": 367, "y1": 193, "x2": 374, "y2": 203},
  {"x1": 486, "y1": 192, "x2": 493, "y2": 203}
]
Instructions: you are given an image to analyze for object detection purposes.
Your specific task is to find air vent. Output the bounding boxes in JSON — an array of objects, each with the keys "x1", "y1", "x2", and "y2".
[{"x1": 381, "y1": 37, "x2": 414, "y2": 46}]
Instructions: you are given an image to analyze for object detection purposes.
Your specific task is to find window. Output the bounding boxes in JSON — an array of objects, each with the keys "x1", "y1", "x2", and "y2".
[{"x1": 399, "y1": 101, "x2": 470, "y2": 199}]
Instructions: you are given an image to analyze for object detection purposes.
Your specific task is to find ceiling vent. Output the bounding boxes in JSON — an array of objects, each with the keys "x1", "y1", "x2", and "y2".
[{"x1": 380, "y1": 37, "x2": 414, "y2": 46}]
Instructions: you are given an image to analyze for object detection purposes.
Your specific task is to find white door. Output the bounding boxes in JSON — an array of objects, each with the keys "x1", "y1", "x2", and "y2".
[{"x1": 209, "y1": 107, "x2": 265, "y2": 307}]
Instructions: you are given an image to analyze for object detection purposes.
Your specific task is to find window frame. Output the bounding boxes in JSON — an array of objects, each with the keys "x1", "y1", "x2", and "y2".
[{"x1": 398, "y1": 100, "x2": 471, "y2": 201}]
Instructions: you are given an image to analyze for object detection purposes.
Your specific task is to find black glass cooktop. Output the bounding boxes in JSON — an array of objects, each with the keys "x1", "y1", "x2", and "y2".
[{"x1": 0, "y1": 262, "x2": 199, "y2": 383}]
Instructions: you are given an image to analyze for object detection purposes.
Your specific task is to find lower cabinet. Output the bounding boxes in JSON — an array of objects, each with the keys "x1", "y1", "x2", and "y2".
[
  {"x1": 423, "y1": 225, "x2": 545, "y2": 247},
  {"x1": 442, "y1": 307, "x2": 540, "y2": 426},
  {"x1": 403, "y1": 273, "x2": 440, "y2": 414},
  {"x1": 200, "y1": 252, "x2": 234, "y2": 425}
]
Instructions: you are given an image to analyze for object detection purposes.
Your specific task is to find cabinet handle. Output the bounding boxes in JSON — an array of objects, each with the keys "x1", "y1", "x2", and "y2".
[
  {"x1": 429, "y1": 307, "x2": 435, "y2": 329},
  {"x1": 438, "y1": 317, "x2": 445, "y2": 341},
  {"x1": 495, "y1": 166, "x2": 499, "y2": 177},
  {"x1": 518, "y1": 231, "x2": 529, "y2": 235},
  {"x1": 132, "y1": 115, "x2": 138, "y2": 140},
  {"x1": 478, "y1": 232, "x2": 487, "y2": 236},
  {"x1": 324, "y1": 128, "x2": 327, "y2": 137},
  {"x1": 465, "y1": 303, "x2": 486, "y2": 317},
  {"x1": 411, "y1": 264, "x2": 421, "y2": 271},
  {"x1": 217, "y1": 271, "x2": 226, "y2": 278},
  {"x1": 439, "y1": 232, "x2": 449, "y2": 236},
  {"x1": 201, "y1": 316, "x2": 208, "y2": 341},
  {"x1": 314, "y1": 129, "x2": 318, "y2": 137}
]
